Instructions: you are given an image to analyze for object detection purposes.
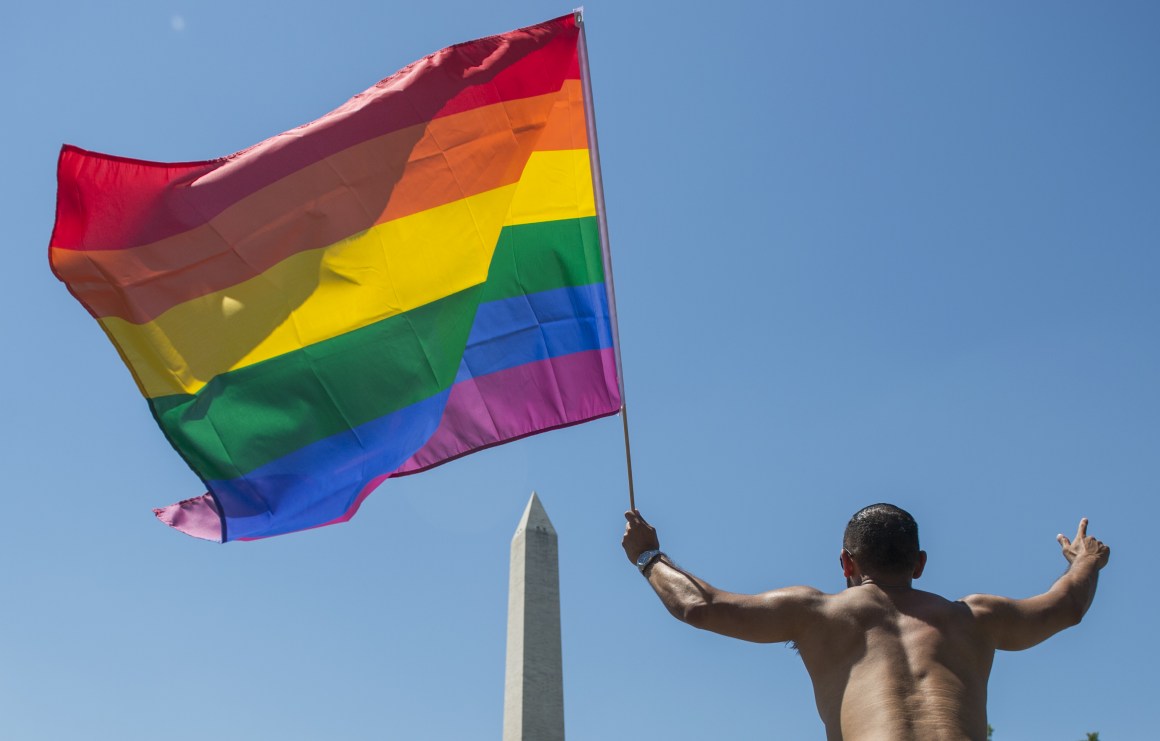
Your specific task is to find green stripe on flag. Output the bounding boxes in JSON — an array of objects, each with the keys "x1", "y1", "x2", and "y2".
[{"x1": 483, "y1": 216, "x2": 603, "y2": 302}]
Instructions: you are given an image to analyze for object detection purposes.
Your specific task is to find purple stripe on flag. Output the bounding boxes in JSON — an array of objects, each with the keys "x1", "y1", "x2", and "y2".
[
  {"x1": 154, "y1": 493, "x2": 223, "y2": 542},
  {"x1": 400, "y1": 346, "x2": 620, "y2": 472}
]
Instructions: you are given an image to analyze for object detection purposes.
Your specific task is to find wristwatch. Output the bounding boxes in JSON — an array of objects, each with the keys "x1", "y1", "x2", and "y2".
[{"x1": 635, "y1": 549, "x2": 665, "y2": 576}]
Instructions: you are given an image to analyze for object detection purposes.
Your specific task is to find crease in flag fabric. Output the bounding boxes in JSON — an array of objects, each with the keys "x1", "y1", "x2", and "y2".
[{"x1": 49, "y1": 13, "x2": 621, "y2": 542}]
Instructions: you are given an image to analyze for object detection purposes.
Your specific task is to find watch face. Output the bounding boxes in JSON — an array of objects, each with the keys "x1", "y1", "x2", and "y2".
[{"x1": 637, "y1": 550, "x2": 657, "y2": 570}]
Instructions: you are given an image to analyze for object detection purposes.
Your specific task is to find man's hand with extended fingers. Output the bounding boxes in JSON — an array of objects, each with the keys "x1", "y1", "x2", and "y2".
[{"x1": 1057, "y1": 518, "x2": 1110, "y2": 570}]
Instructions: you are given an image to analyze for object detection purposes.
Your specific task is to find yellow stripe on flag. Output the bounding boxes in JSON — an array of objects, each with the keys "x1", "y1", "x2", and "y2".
[{"x1": 506, "y1": 149, "x2": 596, "y2": 227}]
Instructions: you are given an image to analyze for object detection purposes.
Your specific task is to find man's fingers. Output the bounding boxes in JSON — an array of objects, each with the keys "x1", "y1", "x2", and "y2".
[
  {"x1": 1076, "y1": 517, "x2": 1089, "y2": 542},
  {"x1": 625, "y1": 509, "x2": 652, "y2": 528},
  {"x1": 1057, "y1": 534, "x2": 1070, "y2": 548}
]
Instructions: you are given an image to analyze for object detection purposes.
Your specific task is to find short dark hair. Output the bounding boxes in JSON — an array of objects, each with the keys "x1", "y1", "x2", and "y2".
[{"x1": 843, "y1": 504, "x2": 921, "y2": 575}]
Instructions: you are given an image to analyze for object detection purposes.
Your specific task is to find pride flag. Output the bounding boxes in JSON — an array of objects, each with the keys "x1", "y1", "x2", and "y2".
[{"x1": 49, "y1": 13, "x2": 622, "y2": 542}]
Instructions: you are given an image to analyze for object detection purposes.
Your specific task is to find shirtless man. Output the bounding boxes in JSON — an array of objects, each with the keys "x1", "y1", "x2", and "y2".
[{"x1": 621, "y1": 504, "x2": 1110, "y2": 741}]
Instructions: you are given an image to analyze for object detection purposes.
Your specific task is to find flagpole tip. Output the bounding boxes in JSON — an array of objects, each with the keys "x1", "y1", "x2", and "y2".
[{"x1": 573, "y1": 7, "x2": 584, "y2": 24}]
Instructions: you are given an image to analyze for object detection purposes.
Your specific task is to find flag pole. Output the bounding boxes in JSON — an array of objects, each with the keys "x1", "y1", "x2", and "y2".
[
  {"x1": 620, "y1": 403, "x2": 637, "y2": 512},
  {"x1": 576, "y1": 7, "x2": 636, "y2": 511}
]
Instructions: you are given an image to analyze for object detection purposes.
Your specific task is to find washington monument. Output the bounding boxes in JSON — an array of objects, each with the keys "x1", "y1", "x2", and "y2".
[{"x1": 502, "y1": 492, "x2": 565, "y2": 741}]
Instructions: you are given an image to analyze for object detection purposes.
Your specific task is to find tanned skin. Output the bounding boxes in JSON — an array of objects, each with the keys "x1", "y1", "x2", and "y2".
[{"x1": 622, "y1": 511, "x2": 1110, "y2": 741}]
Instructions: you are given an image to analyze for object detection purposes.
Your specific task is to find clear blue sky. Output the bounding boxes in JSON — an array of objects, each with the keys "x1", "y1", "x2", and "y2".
[{"x1": 3, "y1": 2, "x2": 1156, "y2": 739}]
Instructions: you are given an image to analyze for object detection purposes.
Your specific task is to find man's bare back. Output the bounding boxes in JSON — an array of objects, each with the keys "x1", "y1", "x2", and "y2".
[
  {"x1": 622, "y1": 507, "x2": 1109, "y2": 741},
  {"x1": 797, "y1": 586, "x2": 992, "y2": 740}
]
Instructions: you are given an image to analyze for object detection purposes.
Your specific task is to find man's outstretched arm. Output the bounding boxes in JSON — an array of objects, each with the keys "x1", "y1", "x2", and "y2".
[
  {"x1": 621, "y1": 510, "x2": 822, "y2": 644},
  {"x1": 964, "y1": 517, "x2": 1110, "y2": 651}
]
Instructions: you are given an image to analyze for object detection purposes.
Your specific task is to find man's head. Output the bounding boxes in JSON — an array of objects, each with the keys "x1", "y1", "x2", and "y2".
[{"x1": 841, "y1": 503, "x2": 926, "y2": 585}]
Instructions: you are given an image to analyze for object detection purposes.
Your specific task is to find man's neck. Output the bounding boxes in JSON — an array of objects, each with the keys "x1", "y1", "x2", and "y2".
[{"x1": 853, "y1": 575, "x2": 914, "y2": 589}]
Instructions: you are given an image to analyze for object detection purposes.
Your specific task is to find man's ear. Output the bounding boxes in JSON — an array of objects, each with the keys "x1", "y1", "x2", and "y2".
[
  {"x1": 840, "y1": 549, "x2": 856, "y2": 578},
  {"x1": 912, "y1": 550, "x2": 928, "y2": 579}
]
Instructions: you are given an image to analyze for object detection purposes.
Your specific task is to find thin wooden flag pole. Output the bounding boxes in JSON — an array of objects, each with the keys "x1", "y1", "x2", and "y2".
[{"x1": 576, "y1": 7, "x2": 636, "y2": 511}]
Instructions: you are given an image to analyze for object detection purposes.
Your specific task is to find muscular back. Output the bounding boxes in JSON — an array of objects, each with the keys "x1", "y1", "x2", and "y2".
[{"x1": 796, "y1": 587, "x2": 994, "y2": 741}]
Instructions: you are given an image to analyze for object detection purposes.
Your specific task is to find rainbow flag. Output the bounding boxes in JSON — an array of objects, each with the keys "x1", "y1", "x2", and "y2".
[{"x1": 49, "y1": 13, "x2": 621, "y2": 542}]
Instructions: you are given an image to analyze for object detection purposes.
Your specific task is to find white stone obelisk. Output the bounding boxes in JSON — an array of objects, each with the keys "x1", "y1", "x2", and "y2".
[{"x1": 502, "y1": 492, "x2": 565, "y2": 741}]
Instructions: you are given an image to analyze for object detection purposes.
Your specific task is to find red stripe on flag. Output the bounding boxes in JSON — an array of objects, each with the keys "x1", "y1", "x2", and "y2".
[{"x1": 51, "y1": 14, "x2": 578, "y2": 253}]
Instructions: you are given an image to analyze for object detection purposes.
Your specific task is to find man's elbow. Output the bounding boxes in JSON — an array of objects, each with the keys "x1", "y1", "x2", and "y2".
[
  {"x1": 1038, "y1": 595, "x2": 1088, "y2": 639},
  {"x1": 678, "y1": 599, "x2": 714, "y2": 629},
  {"x1": 1064, "y1": 595, "x2": 1089, "y2": 627}
]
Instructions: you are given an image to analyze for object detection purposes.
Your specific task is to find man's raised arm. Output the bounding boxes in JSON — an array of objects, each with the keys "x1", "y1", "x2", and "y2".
[
  {"x1": 964, "y1": 517, "x2": 1111, "y2": 652},
  {"x1": 621, "y1": 510, "x2": 822, "y2": 644}
]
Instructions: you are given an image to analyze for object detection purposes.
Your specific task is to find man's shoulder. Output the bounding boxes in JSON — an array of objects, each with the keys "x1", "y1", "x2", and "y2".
[
  {"x1": 775, "y1": 585, "x2": 830, "y2": 599},
  {"x1": 752, "y1": 585, "x2": 832, "y2": 614},
  {"x1": 957, "y1": 592, "x2": 1015, "y2": 620},
  {"x1": 757, "y1": 585, "x2": 834, "y2": 616},
  {"x1": 791, "y1": 586, "x2": 882, "y2": 622}
]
